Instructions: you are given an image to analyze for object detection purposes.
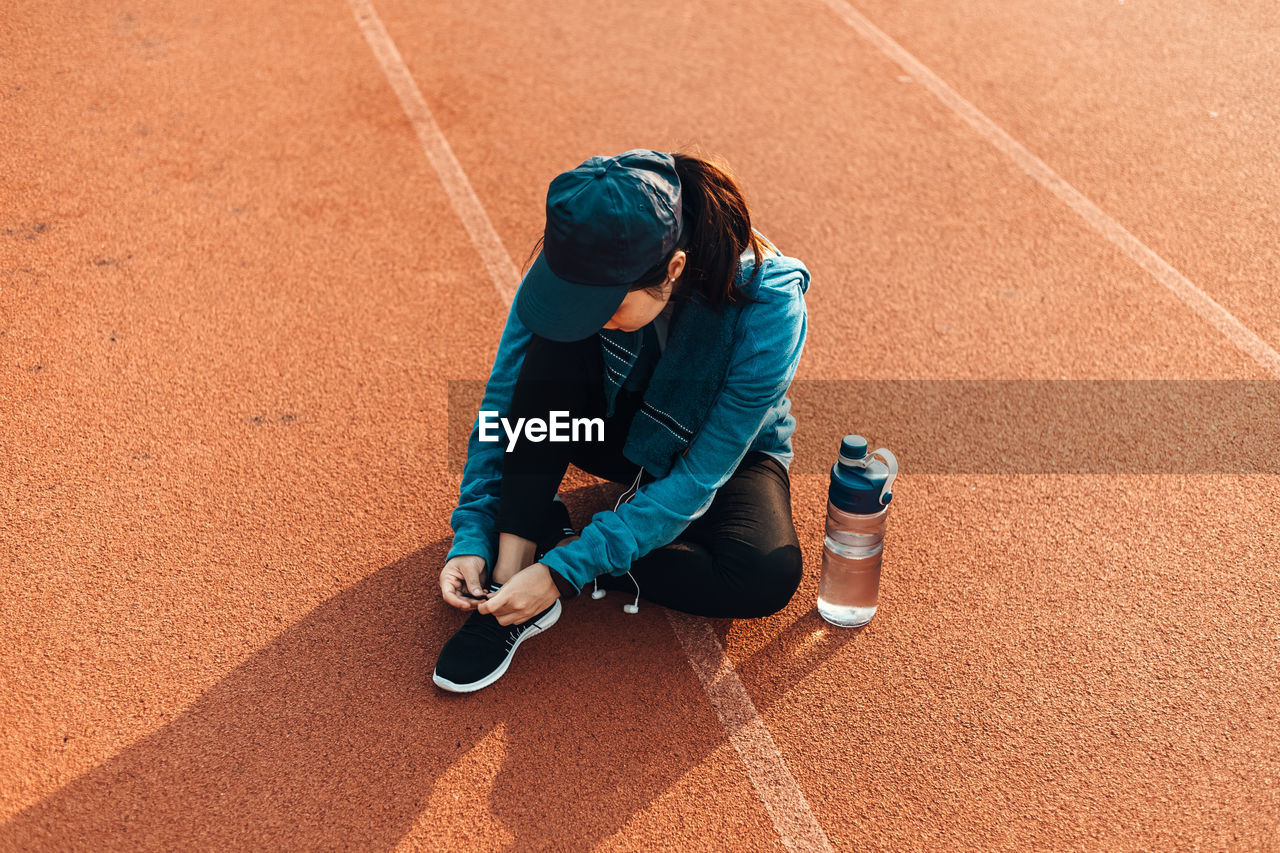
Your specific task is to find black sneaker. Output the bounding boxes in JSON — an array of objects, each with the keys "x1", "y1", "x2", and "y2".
[{"x1": 432, "y1": 582, "x2": 561, "y2": 693}]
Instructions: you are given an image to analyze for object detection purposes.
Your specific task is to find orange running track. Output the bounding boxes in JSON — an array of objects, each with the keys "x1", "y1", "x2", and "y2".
[{"x1": 2, "y1": 0, "x2": 1278, "y2": 850}]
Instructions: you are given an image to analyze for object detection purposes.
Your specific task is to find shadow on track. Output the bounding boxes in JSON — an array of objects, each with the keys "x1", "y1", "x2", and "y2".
[{"x1": 1, "y1": 482, "x2": 860, "y2": 851}]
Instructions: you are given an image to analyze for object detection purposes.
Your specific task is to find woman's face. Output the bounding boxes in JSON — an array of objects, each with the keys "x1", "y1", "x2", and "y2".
[{"x1": 602, "y1": 251, "x2": 686, "y2": 332}]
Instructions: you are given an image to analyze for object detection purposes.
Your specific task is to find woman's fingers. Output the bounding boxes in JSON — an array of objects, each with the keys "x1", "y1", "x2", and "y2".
[
  {"x1": 440, "y1": 579, "x2": 476, "y2": 610},
  {"x1": 478, "y1": 590, "x2": 539, "y2": 626},
  {"x1": 440, "y1": 567, "x2": 483, "y2": 610},
  {"x1": 477, "y1": 564, "x2": 558, "y2": 624},
  {"x1": 460, "y1": 563, "x2": 488, "y2": 598},
  {"x1": 439, "y1": 556, "x2": 491, "y2": 610},
  {"x1": 478, "y1": 592, "x2": 519, "y2": 625}
]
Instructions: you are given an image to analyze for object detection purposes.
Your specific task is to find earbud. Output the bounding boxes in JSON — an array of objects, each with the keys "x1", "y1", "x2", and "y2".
[
  {"x1": 589, "y1": 571, "x2": 642, "y2": 613},
  {"x1": 624, "y1": 572, "x2": 641, "y2": 614}
]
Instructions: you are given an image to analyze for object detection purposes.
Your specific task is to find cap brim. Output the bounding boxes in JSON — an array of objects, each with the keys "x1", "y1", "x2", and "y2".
[{"x1": 515, "y1": 250, "x2": 631, "y2": 342}]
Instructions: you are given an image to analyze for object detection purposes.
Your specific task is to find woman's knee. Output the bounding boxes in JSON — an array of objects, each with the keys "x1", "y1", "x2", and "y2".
[
  {"x1": 519, "y1": 333, "x2": 599, "y2": 383},
  {"x1": 731, "y1": 543, "x2": 804, "y2": 618}
]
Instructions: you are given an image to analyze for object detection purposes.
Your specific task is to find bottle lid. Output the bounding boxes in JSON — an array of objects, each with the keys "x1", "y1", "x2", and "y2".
[
  {"x1": 830, "y1": 437, "x2": 898, "y2": 514},
  {"x1": 839, "y1": 435, "x2": 868, "y2": 465}
]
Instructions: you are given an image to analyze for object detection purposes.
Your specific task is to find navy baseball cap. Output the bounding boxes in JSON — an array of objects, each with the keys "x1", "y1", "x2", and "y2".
[{"x1": 516, "y1": 149, "x2": 686, "y2": 342}]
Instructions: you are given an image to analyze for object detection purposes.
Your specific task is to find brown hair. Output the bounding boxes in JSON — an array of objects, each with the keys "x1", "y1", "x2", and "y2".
[{"x1": 521, "y1": 148, "x2": 769, "y2": 311}]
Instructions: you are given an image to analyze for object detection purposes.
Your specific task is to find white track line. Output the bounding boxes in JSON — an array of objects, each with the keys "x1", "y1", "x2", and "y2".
[
  {"x1": 348, "y1": 0, "x2": 518, "y2": 305},
  {"x1": 668, "y1": 612, "x2": 835, "y2": 852},
  {"x1": 817, "y1": 0, "x2": 1280, "y2": 379},
  {"x1": 347, "y1": 1, "x2": 832, "y2": 849}
]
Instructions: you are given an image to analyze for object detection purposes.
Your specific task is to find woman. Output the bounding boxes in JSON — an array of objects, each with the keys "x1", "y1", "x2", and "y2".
[{"x1": 434, "y1": 148, "x2": 811, "y2": 693}]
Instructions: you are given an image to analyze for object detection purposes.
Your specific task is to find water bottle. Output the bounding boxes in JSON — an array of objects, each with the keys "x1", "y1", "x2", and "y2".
[{"x1": 817, "y1": 435, "x2": 899, "y2": 628}]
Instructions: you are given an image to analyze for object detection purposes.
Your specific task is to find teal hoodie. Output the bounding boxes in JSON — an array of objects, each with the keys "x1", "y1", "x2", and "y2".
[{"x1": 446, "y1": 234, "x2": 811, "y2": 597}]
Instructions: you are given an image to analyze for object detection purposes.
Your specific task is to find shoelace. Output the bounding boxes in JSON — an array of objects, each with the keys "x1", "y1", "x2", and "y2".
[
  {"x1": 460, "y1": 585, "x2": 527, "y2": 651},
  {"x1": 467, "y1": 580, "x2": 559, "y2": 651}
]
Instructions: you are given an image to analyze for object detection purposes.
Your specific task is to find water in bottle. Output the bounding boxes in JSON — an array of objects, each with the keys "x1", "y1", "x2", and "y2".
[{"x1": 817, "y1": 435, "x2": 898, "y2": 628}]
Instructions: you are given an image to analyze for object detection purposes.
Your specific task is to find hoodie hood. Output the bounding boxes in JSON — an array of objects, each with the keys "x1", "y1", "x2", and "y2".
[{"x1": 736, "y1": 240, "x2": 812, "y2": 299}]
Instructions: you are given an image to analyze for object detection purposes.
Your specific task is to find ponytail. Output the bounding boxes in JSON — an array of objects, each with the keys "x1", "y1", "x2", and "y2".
[{"x1": 661, "y1": 149, "x2": 768, "y2": 310}]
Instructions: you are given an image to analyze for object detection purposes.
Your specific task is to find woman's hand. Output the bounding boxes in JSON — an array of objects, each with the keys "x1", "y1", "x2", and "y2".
[
  {"x1": 478, "y1": 562, "x2": 560, "y2": 625},
  {"x1": 440, "y1": 554, "x2": 490, "y2": 611}
]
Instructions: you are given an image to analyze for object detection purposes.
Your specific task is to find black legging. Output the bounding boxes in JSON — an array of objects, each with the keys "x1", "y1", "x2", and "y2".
[{"x1": 494, "y1": 332, "x2": 803, "y2": 619}]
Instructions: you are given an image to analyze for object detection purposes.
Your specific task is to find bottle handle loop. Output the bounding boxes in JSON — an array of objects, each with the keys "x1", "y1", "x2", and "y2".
[{"x1": 870, "y1": 448, "x2": 898, "y2": 505}]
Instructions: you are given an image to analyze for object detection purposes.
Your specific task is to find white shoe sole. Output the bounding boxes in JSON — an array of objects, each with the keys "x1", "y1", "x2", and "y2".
[{"x1": 432, "y1": 599, "x2": 562, "y2": 693}]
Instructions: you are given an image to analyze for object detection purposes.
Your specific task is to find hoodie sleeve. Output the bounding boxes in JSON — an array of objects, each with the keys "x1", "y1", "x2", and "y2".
[
  {"x1": 538, "y1": 270, "x2": 809, "y2": 593},
  {"x1": 444, "y1": 296, "x2": 534, "y2": 572}
]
